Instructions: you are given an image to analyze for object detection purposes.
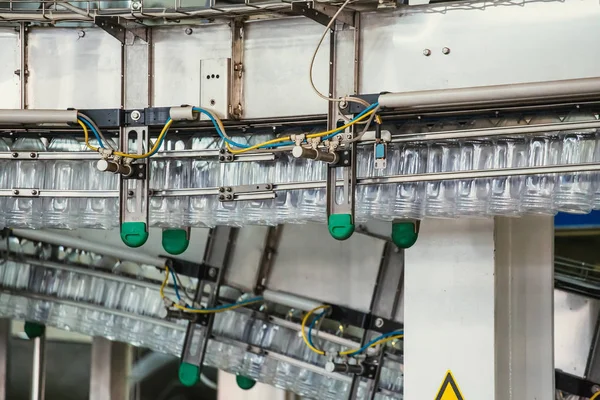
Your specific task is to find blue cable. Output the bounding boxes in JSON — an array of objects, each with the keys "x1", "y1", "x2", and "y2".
[
  {"x1": 148, "y1": 117, "x2": 172, "y2": 157},
  {"x1": 192, "y1": 107, "x2": 250, "y2": 149},
  {"x1": 170, "y1": 268, "x2": 182, "y2": 302},
  {"x1": 78, "y1": 117, "x2": 105, "y2": 148},
  {"x1": 321, "y1": 102, "x2": 379, "y2": 142},
  {"x1": 346, "y1": 329, "x2": 404, "y2": 356},
  {"x1": 308, "y1": 311, "x2": 327, "y2": 349}
]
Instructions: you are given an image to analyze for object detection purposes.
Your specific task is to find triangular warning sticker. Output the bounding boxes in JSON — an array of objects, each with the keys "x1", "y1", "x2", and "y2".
[{"x1": 434, "y1": 370, "x2": 465, "y2": 400}]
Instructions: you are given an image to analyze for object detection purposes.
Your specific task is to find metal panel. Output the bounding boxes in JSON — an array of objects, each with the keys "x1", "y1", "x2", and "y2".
[
  {"x1": 125, "y1": 36, "x2": 151, "y2": 109},
  {"x1": 0, "y1": 28, "x2": 20, "y2": 109},
  {"x1": 200, "y1": 58, "x2": 230, "y2": 119},
  {"x1": 495, "y1": 216, "x2": 554, "y2": 400},
  {"x1": 243, "y1": 18, "x2": 330, "y2": 118},
  {"x1": 555, "y1": 289, "x2": 600, "y2": 377},
  {"x1": 225, "y1": 225, "x2": 270, "y2": 292},
  {"x1": 404, "y1": 218, "x2": 496, "y2": 399},
  {"x1": 360, "y1": 0, "x2": 600, "y2": 94},
  {"x1": 89, "y1": 337, "x2": 130, "y2": 400},
  {"x1": 152, "y1": 25, "x2": 231, "y2": 108},
  {"x1": 27, "y1": 28, "x2": 121, "y2": 109},
  {"x1": 267, "y1": 223, "x2": 385, "y2": 311}
]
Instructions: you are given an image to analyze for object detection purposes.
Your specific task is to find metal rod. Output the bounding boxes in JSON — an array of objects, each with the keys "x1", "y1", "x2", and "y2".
[
  {"x1": 0, "y1": 110, "x2": 78, "y2": 125},
  {"x1": 378, "y1": 77, "x2": 600, "y2": 110},
  {"x1": 19, "y1": 22, "x2": 26, "y2": 110},
  {"x1": 0, "y1": 320, "x2": 8, "y2": 400},
  {"x1": 30, "y1": 336, "x2": 46, "y2": 400},
  {"x1": 11, "y1": 229, "x2": 165, "y2": 267},
  {"x1": 292, "y1": 146, "x2": 339, "y2": 163}
]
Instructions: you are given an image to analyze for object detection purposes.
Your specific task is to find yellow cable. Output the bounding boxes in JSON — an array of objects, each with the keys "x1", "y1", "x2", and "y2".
[
  {"x1": 78, "y1": 119, "x2": 99, "y2": 152},
  {"x1": 301, "y1": 305, "x2": 332, "y2": 356},
  {"x1": 339, "y1": 334, "x2": 404, "y2": 356},
  {"x1": 591, "y1": 391, "x2": 600, "y2": 400},
  {"x1": 225, "y1": 109, "x2": 375, "y2": 154},
  {"x1": 160, "y1": 267, "x2": 263, "y2": 314}
]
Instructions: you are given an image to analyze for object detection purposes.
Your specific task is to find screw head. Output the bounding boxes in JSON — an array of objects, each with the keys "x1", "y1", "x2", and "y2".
[
  {"x1": 343, "y1": 160, "x2": 349, "y2": 165},
  {"x1": 128, "y1": 190, "x2": 134, "y2": 196},
  {"x1": 226, "y1": 155, "x2": 233, "y2": 161},
  {"x1": 29, "y1": 152, "x2": 37, "y2": 158},
  {"x1": 78, "y1": 30, "x2": 85, "y2": 38},
  {"x1": 265, "y1": 184, "x2": 272, "y2": 190},
  {"x1": 11, "y1": 152, "x2": 18, "y2": 158},
  {"x1": 219, "y1": 194, "x2": 225, "y2": 200},
  {"x1": 226, "y1": 194, "x2": 233, "y2": 200},
  {"x1": 442, "y1": 47, "x2": 451, "y2": 55},
  {"x1": 226, "y1": 187, "x2": 232, "y2": 192},
  {"x1": 219, "y1": 155, "x2": 225, "y2": 161},
  {"x1": 130, "y1": 110, "x2": 141, "y2": 121},
  {"x1": 423, "y1": 48, "x2": 431, "y2": 56},
  {"x1": 208, "y1": 268, "x2": 217, "y2": 277},
  {"x1": 185, "y1": 28, "x2": 193, "y2": 35},
  {"x1": 218, "y1": 187, "x2": 225, "y2": 193},
  {"x1": 131, "y1": 0, "x2": 142, "y2": 10},
  {"x1": 31, "y1": 189, "x2": 38, "y2": 196},
  {"x1": 374, "y1": 318, "x2": 384, "y2": 328},
  {"x1": 12, "y1": 190, "x2": 19, "y2": 195}
]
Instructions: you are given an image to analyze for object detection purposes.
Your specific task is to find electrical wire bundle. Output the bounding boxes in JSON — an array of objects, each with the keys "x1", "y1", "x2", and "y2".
[
  {"x1": 159, "y1": 266, "x2": 263, "y2": 314},
  {"x1": 301, "y1": 305, "x2": 403, "y2": 358}
]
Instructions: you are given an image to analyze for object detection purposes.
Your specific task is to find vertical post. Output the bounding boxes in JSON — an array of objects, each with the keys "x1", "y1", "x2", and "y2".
[
  {"x1": 0, "y1": 320, "x2": 9, "y2": 400},
  {"x1": 229, "y1": 18, "x2": 244, "y2": 119},
  {"x1": 404, "y1": 217, "x2": 554, "y2": 399},
  {"x1": 30, "y1": 336, "x2": 46, "y2": 400},
  {"x1": 90, "y1": 338, "x2": 131, "y2": 400},
  {"x1": 19, "y1": 22, "x2": 27, "y2": 110}
]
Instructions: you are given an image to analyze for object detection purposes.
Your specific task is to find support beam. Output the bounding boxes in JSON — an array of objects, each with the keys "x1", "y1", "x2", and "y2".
[
  {"x1": 0, "y1": 320, "x2": 8, "y2": 400},
  {"x1": 30, "y1": 336, "x2": 46, "y2": 400},
  {"x1": 90, "y1": 338, "x2": 131, "y2": 400},
  {"x1": 404, "y1": 217, "x2": 554, "y2": 399}
]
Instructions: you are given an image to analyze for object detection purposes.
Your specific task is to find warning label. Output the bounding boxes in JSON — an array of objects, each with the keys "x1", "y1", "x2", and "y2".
[{"x1": 434, "y1": 370, "x2": 465, "y2": 400}]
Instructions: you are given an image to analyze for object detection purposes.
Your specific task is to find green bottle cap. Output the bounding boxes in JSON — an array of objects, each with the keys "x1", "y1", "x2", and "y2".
[
  {"x1": 24, "y1": 322, "x2": 45, "y2": 339},
  {"x1": 162, "y1": 229, "x2": 190, "y2": 255},
  {"x1": 178, "y1": 362, "x2": 200, "y2": 387},
  {"x1": 328, "y1": 213, "x2": 355, "y2": 241},
  {"x1": 391, "y1": 221, "x2": 419, "y2": 249},
  {"x1": 236, "y1": 374, "x2": 256, "y2": 390},
  {"x1": 120, "y1": 222, "x2": 149, "y2": 248}
]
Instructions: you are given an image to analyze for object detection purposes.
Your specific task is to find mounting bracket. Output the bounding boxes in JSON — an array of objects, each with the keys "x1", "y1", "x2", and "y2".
[
  {"x1": 94, "y1": 16, "x2": 148, "y2": 44},
  {"x1": 291, "y1": 1, "x2": 357, "y2": 28}
]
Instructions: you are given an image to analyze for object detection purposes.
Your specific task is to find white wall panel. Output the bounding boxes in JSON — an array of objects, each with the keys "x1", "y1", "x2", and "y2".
[
  {"x1": 0, "y1": 28, "x2": 21, "y2": 109},
  {"x1": 27, "y1": 28, "x2": 122, "y2": 109},
  {"x1": 152, "y1": 24, "x2": 231, "y2": 108},
  {"x1": 360, "y1": 0, "x2": 600, "y2": 94}
]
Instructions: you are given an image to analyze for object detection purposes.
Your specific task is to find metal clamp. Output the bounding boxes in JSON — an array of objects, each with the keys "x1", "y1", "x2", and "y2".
[
  {"x1": 219, "y1": 149, "x2": 277, "y2": 163},
  {"x1": 217, "y1": 184, "x2": 275, "y2": 202}
]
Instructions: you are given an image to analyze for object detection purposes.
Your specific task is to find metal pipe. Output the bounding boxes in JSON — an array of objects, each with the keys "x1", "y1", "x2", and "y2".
[
  {"x1": 292, "y1": 146, "x2": 339, "y2": 163},
  {"x1": 378, "y1": 77, "x2": 600, "y2": 110},
  {"x1": 169, "y1": 106, "x2": 195, "y2": 121},
  {"x1": 262, "y1": 289, "x2": 324, "y2": 312},
  {"x1": 11, "y1": 229, "x2": 165, "y2": 267},
  {"x1": 97, "y1": 159, "x2": 132, "y2": 177},
  {"x1": 0, "y1": 109, "x2": 78, "y2": 125},
  {"x1": 30, "y1": 336, "x2": 46, "y2": 400}
]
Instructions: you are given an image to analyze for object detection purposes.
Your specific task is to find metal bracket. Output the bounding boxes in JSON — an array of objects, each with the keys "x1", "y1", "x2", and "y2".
[
  {"x1": 122, "y1": 163, "x2": 147, "y2": 180},
  {"x1": 291, "y1": 1, "x2": 357, "y2": 28},
  {"x1": 119, "y1": 126, "x2": 150, "y2": 229},
  {"x1": 94, "y1": 16, "x2": 148, "y2": 44},
  {"x1": 254, "y1": 225, "x2": 284, "y2": 293},
  {"x1": 218, "y1": 149, "x2": 276, "y2": 163},
  {"x1": 217, "y1": 184, "x2": 275, "y2": 202},
  {"x1": 555, "y1": 370, "x2": 600, "y2": 398},
  {"x1": 229, "y1": 18, "x2": 245, "y2": 119}
]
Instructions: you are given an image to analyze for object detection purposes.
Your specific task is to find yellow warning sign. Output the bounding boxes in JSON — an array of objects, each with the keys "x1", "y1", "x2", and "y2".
[{"x1": 434, "y1": 371, "x2": 465, "y2": 400}]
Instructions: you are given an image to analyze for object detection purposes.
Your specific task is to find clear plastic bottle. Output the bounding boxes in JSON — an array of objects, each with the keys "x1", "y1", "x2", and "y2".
[
  {"x1": 43, "y1": 137, "x2": 84, "y2": 229},
  {"x1": 522, "y1": 134, "x2": 560, "y2": 215},
  {"x1": 5, "y1": 138, "x2": 46, "y2": 228},
  {"x1": 555, "y1": 116, "x2": 597, "y2": 214},
  {"x1": 356, "y1": 144, "x2": 394, "y2": 221},
  {"x1": 186, "y1": 136, "x2": 220, "y2": 227},
  {"x1": 456, "y1": 140, "x2": 493, "y2": 217},
  {"x1": 388, "y1": 143, "x2": 427, "y2": 219},
  {"x1": 0, "y1": 139, "x2": 11, "y2": 228},
  {"x1": 80, "y1": 139, "x2": 119, "y2": 229},
  {"x1": 424, "y1": 141, "x2": 460, "y2": 218},
  {"x1": 242, "y1": 134, "x2": 276, "y2": 225},
  {"x1": 489, "y1": 137, "x2": 527, "y2": 216},
  {"x1": 215, "y1": 136, "x2": 250, "y2": 226},
  {"x1": 149, "y1": 139, "x2": 188, "y2": 228}
]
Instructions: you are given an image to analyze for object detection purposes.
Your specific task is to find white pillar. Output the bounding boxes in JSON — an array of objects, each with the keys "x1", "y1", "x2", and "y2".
[{"x1": 404, "y1": 217, "x2": 554, "y2": 399}]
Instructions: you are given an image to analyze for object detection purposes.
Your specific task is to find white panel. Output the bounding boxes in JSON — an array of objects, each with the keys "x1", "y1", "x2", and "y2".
[
  {"x1": 554, "y1": 289, "x2": 600, "y2": 376},
  {"x1": 200, "y1": 58, "x2": 230, "y2": 119},
  {"x1": 0, "y1": 28, "x2": 20, "y2": 109},
  {"x1": 267, "y1": 223, "x2": 385, "y2": 311},
  {"x1": 152, "y1": 25, "x2": 231, "y2": 108},
  {"x1": 27, "y1": 28, "x2": 122, "y2": 109},
  {"x1": 244, "y1": 18, "x2": 330, "y2": 118},
  {"x1": 404, "y1": 218, "x2": 495, "y2": 399},
  {"x1": 125, "y1": 37, "x2": 150, "y2": 109},
  {"x1": 225, "y1": 225, "x2": 270, "y2": 292},
  {"x1": 360, "y1": 0, "x2": 600, "y2": 94}
]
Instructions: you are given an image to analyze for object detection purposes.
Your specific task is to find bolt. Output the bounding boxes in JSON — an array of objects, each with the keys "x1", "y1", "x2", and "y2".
[
  {"x1": 128, "y1": 190, "x2": 134, "y2": 196},
  {"x1": 130, "y1": 110, "x2": 141, "y2": 121},
  {"x1": 219, "y1": 194, "x2": 225, "y2": 200},
  {"x1": 374, "y1": 318, "x2": 384, "y2": 328},
  {"x1": 219, "y1": 155, "x2": 225, "y2": 161},
  {"x1": 226, "y1": 155, "x2": 233, "y2": 161},
  {"x1": 346, "y1": 134, "x2": 352, "y2": 140},
  {"x1": 29, "y1": 152, "x2": 36, "y2": 158},
  {"x1": 344, "y1": 151, "x2": 349, "y2": 156},
  {"x1": 226, "y1": 194, "x2": 233, "y2": 200},
  {"x1": 209, "y1": 268, "x2": 217, "y2": 277},
  {"x1": 78, "y1": 30, "x2": 85, "y2": 39},
  {"x1": 203, "y1": 283, "x2": 212, "y2": 293},
  {"x1": 226, "y1": 187, "x2": 232, "y2": 192},
  {"x1": 219, "y1": 148, "x2": 226, "y2": 154},
  {"x1": 185, "y1": 28, "x2": 193, "y2": 35},
  {"x1": 344, "y1": 160, "x2": 349, "y2": 165},
  {"x1": 423, "y1": 48, "x2": 431, "y2": 56},
  {"x1": 218, "y1": 187, "x2": 225, "y2": 193},
  {"x1": 138, "y1": 173, "x2": 144, "y2": 178},
  {"x1": 131, "y1": 0, "x2": 142, "y2": 10},
  {"x1": 31, "y1": 189, "x2": 38, "y2": 196},
  {"x1": 12, "y1": 190, "x2": 19, "y2": 195},
  {"x1": 442, "y1": 47, "x2": 451, "y2": 55},
  {"x1": 265, "y1": 184, "x2": 272, "y2": 190},
  {"x1": 11, "y1": 152, "x2": 17, "y2": 158}
]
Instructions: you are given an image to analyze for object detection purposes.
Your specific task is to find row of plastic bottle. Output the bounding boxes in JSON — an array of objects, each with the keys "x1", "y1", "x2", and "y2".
[
  {"x1": 0, "y1": 256, "x2": 403, "y2": 400},
  {"x1": 2, "y1": 126, "x2": 600, "y2": 229}
]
